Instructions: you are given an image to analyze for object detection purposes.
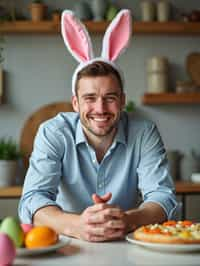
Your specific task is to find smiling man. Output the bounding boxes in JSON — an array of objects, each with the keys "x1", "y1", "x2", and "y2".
[
  {"x1": 19, "y1": 61, "x2": 179, "y2": 242},
  {"x1": 18, "y1": 9, "x2": 179, "y2": 242}
]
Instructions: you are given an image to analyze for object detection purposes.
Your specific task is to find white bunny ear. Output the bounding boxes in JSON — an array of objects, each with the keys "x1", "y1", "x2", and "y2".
[
  {"x1": 101, "y1": 9, "x2": 132, "y2": 62},
  {"x1": 61, "y1": 10, "x2": 94, "y2": 63}
]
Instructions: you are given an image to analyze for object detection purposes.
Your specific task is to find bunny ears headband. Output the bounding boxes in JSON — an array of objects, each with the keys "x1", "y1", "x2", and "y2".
[{"x1": 61, "y1": 9, "x2": 132, "y2": 95}]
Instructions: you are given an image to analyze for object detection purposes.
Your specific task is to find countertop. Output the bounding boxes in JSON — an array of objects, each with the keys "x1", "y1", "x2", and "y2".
[{"x1": 14, "y1": 237, "x2": 200, "y2": 266}]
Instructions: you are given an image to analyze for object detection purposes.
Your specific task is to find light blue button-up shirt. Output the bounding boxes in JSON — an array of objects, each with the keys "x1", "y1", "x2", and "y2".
[{"x1": 18, "y1": 112, "x2": 179, "y2": 223}]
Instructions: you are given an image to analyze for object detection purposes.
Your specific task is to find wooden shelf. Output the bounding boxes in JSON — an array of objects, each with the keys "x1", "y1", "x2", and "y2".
[
  {"x1": 0, "y1": 186, "x2": 22, "y2": 198},
  {"x1": 0, "y1": 20, "x2": 200, "y2": 34},
  {"x1": 142, "y1": 92, "x2": 200, "y2": 105},
  {"x1": 134, "y1": 21, "x2": 200, "y2": 35},
  {"x1": 0, "y1": 21, "x2": 60, "y2": 34},
  {"x1": 175, "y1": 181, "x2": 200, "y2": 194},
  {"x1": 0, "y1": 182, "x2": 199, "y2": 198}
]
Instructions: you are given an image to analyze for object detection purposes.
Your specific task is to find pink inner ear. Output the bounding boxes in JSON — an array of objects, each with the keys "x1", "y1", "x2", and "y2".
[
  {"x1": 63, "y1": 15, "x2": 90, "y2": 62},
  {"x1": 108, "y1": 14, "x2": 131, "y2": 61}
]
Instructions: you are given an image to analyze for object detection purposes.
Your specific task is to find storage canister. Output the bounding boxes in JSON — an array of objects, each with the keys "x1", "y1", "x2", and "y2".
[
  {"x1": 147, "y1": 56, "x2": 169, "y2": 93},
  {"x1": 157, "y1": 0, "x2": 170, "y2": 22},
  {"x1": 140, "y1": 0, "x2": 156, "y2": 22}
]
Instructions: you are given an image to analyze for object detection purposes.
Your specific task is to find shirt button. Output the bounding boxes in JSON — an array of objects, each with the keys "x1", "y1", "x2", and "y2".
[
  {"x1": 98, "y1": 183, "x2": 103, "y2": 189},
  {"x1": 93, "y1": 159, "x2": 96, "y2": 164}
]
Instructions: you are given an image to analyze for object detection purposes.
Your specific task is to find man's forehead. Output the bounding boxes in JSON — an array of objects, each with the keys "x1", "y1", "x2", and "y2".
[
  {"x1": 79, "y1": 86, "x2": 121, "y2": 96},
  {"x1": 78, "y1": 75, "x2": 121, "y2": 94}
]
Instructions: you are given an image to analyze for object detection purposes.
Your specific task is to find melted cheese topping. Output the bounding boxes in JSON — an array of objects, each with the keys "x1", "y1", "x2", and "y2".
[{"x1": 144, "y1": 221, "x2": 200, "y2": 239}]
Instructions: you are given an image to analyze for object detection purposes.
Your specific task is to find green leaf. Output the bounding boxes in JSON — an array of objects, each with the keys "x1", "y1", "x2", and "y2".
[{"x1": 124, "y1": 100, "x2": 135, "y2": 113}]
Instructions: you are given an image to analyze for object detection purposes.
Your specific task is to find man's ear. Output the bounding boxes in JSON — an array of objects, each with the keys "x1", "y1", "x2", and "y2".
[{"x1": 72, "y1": 95, "x2": 79, "y2": 113}]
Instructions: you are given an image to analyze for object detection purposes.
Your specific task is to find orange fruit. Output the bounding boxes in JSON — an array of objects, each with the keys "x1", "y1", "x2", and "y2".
[{"x1": 25, "y1": 226, "x2": 58, "y2": 249}]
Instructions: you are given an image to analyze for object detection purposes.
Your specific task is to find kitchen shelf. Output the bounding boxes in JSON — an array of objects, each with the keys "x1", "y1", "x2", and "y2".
[
  {"x1": 142, "y1": 92, "x2": 200, "y2": 105},
  {"x1": 0, "y1": 186, "x2": 22, "y2": 198},
  {"x1": 0, "y1": 20, "x2": 200, "y2": 34},
  {"x1": 0, "y1": 182, "x2": 199, "y2": 198}
]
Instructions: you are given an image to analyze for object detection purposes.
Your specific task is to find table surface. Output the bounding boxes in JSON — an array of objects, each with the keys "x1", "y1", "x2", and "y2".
[
  {"x1": 1, "y1": 182, "x2": 200, "y2": 198},
  {"x1": 14, "y1": 237, "x2": 200, "y2": 266}
]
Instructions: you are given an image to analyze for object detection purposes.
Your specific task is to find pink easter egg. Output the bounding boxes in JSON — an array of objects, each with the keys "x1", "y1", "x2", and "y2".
[
  {"x1": 21, "y1": 223, "x2": 33, "y2": 234},
  {"x1": 0, "y1": 233, "x2": 16, "y2": 265}
]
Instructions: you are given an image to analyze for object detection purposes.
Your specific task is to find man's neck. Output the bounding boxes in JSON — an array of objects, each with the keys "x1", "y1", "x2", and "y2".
[{"x1": 83, "y1": 128, "x2": 117, "y2": 163}]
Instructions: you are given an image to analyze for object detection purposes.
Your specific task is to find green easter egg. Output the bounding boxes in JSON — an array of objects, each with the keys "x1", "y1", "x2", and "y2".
[{"x1": 0, "y1": 217, "x2": 24, "y2": 247}]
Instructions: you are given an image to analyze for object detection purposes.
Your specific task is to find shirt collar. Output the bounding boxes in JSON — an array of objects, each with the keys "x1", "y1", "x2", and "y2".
[
  {"x1": 114, "y1": 116, "x2": 126, "y2": 146},
  {"x1": 75, "y1": 115, "x2": 127, "y2": 146},
  {"x1": 75, "y1": 119, "x2": 86, "y2": 145}
]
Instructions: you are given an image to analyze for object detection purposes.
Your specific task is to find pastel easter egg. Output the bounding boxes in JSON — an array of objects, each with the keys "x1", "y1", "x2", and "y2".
[
  {"x1": 0, "y1": 217, "x2": 24, "y2": 247},
  {"x1": 21, "y1": 223, "x2": 33, "y2": 234},
  {"x1": 0, "y1": 233, "x2": 16, "y2": 265}
]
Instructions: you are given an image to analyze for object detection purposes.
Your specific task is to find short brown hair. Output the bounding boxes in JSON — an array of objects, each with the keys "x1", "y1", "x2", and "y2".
[{"x1": 75, "y1": 61, "x2": 123, "y2": 95}]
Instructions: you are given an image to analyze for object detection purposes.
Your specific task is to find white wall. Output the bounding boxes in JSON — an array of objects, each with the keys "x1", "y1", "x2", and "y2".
[{"x1": 0, "y1": 0, "x2": 200, "y2": 219}]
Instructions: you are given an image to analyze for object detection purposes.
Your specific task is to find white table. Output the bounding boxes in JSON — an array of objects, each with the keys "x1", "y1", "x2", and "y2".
[{"x1": 14, "y1": 237, "x2": 200, "y2": 266}]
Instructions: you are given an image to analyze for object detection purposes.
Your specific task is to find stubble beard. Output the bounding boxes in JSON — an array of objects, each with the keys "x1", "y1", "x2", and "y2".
[{"x1": 80, "y1": 114, "x2": 120, "y2": 138}]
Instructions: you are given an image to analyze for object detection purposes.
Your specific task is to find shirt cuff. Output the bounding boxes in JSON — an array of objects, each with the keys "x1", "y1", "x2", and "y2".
[
  {"x1": 18, "y1": 193, "x2": 62, "y2": 224},
  {"x1": 142, "y1": 192, "x2": 181, "y2": 220}
]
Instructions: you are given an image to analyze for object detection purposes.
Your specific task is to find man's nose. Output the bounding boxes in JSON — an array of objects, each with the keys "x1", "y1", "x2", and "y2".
[{"x1": 95, "y1": 98, "x2": 106, "y2": 112}]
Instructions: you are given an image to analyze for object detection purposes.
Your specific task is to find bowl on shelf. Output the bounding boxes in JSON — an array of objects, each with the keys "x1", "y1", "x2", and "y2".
[{"x1": 191, "y1": 173, "x2": 200, "y2": 183}]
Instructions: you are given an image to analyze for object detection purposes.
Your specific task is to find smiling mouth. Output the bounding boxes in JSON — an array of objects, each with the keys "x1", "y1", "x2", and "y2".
[
  {"x1": 93, "y1": 117, "x2": 109, "y2": 122},
  {"x1": 89, "y1": 114, "x2": 113, "y2": 123}
]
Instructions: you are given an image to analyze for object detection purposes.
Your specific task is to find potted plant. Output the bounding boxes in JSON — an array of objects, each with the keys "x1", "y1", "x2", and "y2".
[
  {"x1": 0, "y1": 138, "x2": 21, "y2": 187},
  {"x1": 124, "y1": 100, "x2": 135, "y2": 113},
  {"x1": 29, "y1": 0, "x2": 46, "y2": 22},
  {"x1": 52, "y1": 9, "x2": 61, "y2": 23}
]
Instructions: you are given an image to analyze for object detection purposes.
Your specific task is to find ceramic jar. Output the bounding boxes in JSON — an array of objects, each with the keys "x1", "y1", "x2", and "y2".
[
  {"x1": 73, "y1": 1, "x2": 93, "y2": 20},
  {"x1": 90, "y1": 0, "x2": 108, "y2": 21},
  {"x1": 147, "y1": 56, "x2": 169, "y2": 93},
  {"x1": 180, "y1": 151, "x2": 200, "y2": 181},
  {"x1": 29, "y1": 3, "x2": 46, "y2": 22},
  {"x1": 0, "y1": 160, "x2": 17, "y2": 187},
  {"x1": 141, "y1": 1, "x2": 156, "y2": 21},
  {"x1": 157, "y1": 0, "x2": 170, "y2": 22},
  {"x1": 52, "y1": 12, "x2": 61, "y2": 23}
]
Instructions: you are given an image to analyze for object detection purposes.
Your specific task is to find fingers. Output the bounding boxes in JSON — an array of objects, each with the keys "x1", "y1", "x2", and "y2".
[
  {"x1": 84, "y1": 229, "x2": 124, "y2": 242},
  {"x1": 79, "y1": 194, "x2": 127, "y2": 242},
  {"x1": 92, "y1": 192, "x2": 112, "y2": 204},
  {"x1": 87, "y1": 207, "x2": 124, "y2": 224},
  {"x1": 84, "y1": 223, "x2": 125, "y2": 242}
]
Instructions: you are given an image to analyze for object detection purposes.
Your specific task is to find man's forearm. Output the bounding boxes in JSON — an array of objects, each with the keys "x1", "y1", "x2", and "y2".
[
  {"x1": 125, "y1": 202, "x2": 167, "y2": 232},
  {"x1": 33, "y1": 206, "x2": 81, "y2": 238}
]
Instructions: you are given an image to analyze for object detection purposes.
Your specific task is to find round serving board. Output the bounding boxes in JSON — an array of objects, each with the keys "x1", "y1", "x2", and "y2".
[{"x1": 20, "y1": 102, "x2": 73, "y2": 170}]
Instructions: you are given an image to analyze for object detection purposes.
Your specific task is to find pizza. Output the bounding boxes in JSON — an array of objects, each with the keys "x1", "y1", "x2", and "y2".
[{"x1": 133, "y1": 220, "x2": 200, "y2": 244}]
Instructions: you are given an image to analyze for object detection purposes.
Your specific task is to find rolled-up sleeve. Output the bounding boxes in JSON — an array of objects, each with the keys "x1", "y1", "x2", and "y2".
[
  {"x1": 18, "y1": 123, "x2": 64, "y2": 223},
  {"x1": 137, "y1": 122, "x2": 180, "y2": 220}
]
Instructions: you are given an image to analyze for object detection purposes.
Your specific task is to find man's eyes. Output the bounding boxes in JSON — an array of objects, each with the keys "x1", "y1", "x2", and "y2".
[
  {"x1": 84, "y1": 96, "x2": 96, "y2": 102},
  {"x1": 83, "y1": 96, "x2": 119, "y2": 102},
  {"x1": 104, "y1": 96, "x2": 118, "y2": 102}
]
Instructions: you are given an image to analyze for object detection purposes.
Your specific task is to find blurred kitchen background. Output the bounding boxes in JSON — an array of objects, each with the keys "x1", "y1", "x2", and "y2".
[{"x1": 0, "y1": 0, "x2": 200, "y2": 220}]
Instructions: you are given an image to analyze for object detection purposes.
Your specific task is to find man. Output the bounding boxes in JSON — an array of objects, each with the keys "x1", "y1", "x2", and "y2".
[
  {"x1": 19, "y1": 10, "x2": 179, "y2": 242},
  {"x1": 19, "y1": 61, "x2": 178, "y2": 242}
]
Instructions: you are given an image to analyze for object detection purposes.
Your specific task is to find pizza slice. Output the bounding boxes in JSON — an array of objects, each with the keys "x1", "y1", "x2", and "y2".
[{"x1": 133, "y1": 220, "x2": 200, "y2": 244}]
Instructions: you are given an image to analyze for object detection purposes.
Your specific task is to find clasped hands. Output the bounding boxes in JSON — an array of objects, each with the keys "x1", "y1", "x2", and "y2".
[{"x1": 78, "y1": 192, "x2": 128, "y2": 242}]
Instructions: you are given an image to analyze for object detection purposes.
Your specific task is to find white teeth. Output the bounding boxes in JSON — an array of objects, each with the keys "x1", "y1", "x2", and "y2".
[{"x1": 93, "y1": 118, "x2": 107, "y2": 121}]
